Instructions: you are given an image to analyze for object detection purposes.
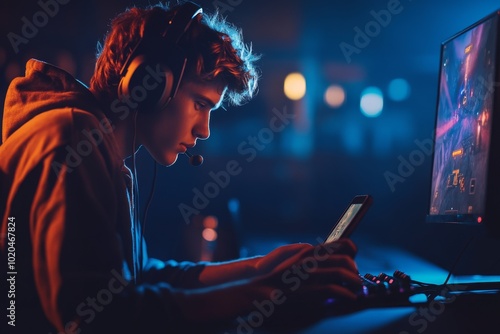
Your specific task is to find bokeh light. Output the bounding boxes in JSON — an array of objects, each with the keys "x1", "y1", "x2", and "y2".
[
  {"x1": 203, "y1": 215, "x2": 218, "y2": 229},
  {"x1": 202, "y1": 228, "x2": 218, "y2": 242},
  {"x1": 284, "y1": 72, "x2": 306, "y2": 100},
  {"x1": 388, "y1": 78, "x2": 411, "y2": 101},
  {"x1": 324, "y1": 84, "x2": 346, "y2": 108},
  {"x1": 360, "y1": 86, "x2": 384, "y2": 117}
]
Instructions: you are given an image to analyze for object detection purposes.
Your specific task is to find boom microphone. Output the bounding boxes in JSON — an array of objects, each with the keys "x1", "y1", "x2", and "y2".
[{"x1": 185, "y1": 151, "x2": 204, "y2": 166}]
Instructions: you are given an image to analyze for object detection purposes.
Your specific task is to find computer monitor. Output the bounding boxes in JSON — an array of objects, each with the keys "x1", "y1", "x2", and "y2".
[{"x1": 427, "y1": 10, "x2": 500, "y2": 237}]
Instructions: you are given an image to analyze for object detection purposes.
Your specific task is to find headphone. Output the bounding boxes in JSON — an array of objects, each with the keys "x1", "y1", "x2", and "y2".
[{"x1": 118, "y1": 2, "x2": 203, "y2": 113}]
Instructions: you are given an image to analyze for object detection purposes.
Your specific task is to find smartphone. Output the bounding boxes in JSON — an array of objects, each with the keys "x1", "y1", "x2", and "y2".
[{"x1": 323, "y1": 195, "x2": 373, "y2": 244}]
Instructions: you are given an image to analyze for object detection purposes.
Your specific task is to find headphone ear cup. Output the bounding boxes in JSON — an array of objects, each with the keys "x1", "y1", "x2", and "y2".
[{"x1": 118, "y1": 54, "x2": 174, "y2": 113}]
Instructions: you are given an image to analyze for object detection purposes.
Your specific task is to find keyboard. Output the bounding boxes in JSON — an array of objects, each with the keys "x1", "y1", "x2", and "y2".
[{"x1": 324, "y1": 270, "x2": 435, "y2": 313}]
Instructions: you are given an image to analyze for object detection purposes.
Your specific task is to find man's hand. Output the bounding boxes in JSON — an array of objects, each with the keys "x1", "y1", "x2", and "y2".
[{"x1": 243, "y1": 239, "x2": 362, "y2": 327}]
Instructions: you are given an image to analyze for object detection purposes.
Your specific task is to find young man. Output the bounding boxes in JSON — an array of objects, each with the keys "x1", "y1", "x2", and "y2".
[{"x1": 0, "y1": 2, "x2": 361, "y2": 333}]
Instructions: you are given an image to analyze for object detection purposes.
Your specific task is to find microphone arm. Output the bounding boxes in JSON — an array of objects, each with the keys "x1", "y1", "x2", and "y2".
[{"x1": 185, "y1": 151, "x2": 204, "y2": 166}]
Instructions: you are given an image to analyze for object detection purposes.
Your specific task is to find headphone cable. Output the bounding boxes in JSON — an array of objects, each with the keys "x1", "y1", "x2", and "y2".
[
  {"x1": 131, "y1": 111, "x2": 142, "y2": 284},
  {"x1": 130, "y1": 111, "x2": 158, "y2": 284},
  {"x1": 141, "y1": 161, "x2": 157, "y2": 257}
]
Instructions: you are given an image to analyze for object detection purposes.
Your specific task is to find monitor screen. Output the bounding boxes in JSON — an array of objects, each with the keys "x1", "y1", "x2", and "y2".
[{"x1": 427, "y1": 11, "x2": 500, "y2": 227}]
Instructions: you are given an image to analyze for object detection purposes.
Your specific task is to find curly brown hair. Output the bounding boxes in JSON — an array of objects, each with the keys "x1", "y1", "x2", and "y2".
[{"x1": 89, "y1": 1, "x2": 259, "y2": 110}]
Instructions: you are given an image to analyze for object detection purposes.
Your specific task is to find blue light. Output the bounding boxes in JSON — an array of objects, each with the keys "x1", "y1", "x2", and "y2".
[
  {"x1": 388, "y1": 78, "x2": 411, "y2": 101},
  {"x1": 227, "y1": 198, "x2": 240, "y2": 214},
  {"x1": 360, "y1": 86, "x2": 383, "y2": 117},
  {"x1": 342, "y1": 121, "x2": 364, "y2": 155}
]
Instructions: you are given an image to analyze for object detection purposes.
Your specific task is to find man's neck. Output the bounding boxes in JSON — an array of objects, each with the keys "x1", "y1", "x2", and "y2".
[{"x1": 111, "y1": 111, "x2": 139, "y2": 161}]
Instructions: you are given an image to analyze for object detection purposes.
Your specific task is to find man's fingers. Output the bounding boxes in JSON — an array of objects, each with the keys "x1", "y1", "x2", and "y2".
[
  {"x1": 295, "y1": 249, "x2": 359, "y2": 273},
  {"x1": 308, "y1": 266, "x2": 363, "y2": 287},
  {"x1": 321, "y1": 238, "x2": 358, "y2": 257}
]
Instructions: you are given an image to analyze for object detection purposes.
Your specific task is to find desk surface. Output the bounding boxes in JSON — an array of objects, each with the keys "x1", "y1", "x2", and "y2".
[
  {"x1": 306, "y1": 291, "x2": 500, "y2": 334},
  {"x1": 220, "y1": 291, "x2": 500, "y2": 334}
]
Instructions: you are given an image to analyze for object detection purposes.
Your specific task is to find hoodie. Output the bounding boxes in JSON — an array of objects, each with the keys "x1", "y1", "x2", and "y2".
[{"x1": 0, "y1": 59, "x2": 204, "y2": 334}]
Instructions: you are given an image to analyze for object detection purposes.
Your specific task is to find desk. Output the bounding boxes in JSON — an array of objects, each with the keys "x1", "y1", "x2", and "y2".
[
  {"x1": 227, "y1": 236, "x2": 500, "y2": 334},
  {"x1": 301, "y1": 291, "x2": 500, "y2": 334},
  {"x1": 220, "y1": 291, "x2": 500, "y2": 334}
]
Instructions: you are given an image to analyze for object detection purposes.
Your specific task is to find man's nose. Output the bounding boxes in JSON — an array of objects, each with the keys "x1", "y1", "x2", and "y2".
[{"x1": 194, "y1": 113, "x2": 210, "y2": 140}]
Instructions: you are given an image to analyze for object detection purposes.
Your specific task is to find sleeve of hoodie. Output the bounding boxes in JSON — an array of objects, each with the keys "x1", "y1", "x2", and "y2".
[
  {"x1": 141, "y1": 246, "x2": 207, "y2": 288},
  {"x1": 29, "y1": 110, "x2": 205, "y2": 333}
]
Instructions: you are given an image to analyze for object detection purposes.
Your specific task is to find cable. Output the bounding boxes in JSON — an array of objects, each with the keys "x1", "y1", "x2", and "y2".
[
  {"x1": 393, "y1": 270, "x2": 438, "y2": 287},
  {"x1": 140, "y1": 161, "x2": 157, "y2": 256},
  {"x1": 425, "y1": 233, "x2": 477, "y2": 301},
  {"x1": 129, "y1": 111, "x2": 158, "y2": 284},
  {"x1": 131, "y1": 111, "x2": 142, "y2": 284},
  {"x1": 442, "y1": 233, "x2": 476, "y2": 286}
]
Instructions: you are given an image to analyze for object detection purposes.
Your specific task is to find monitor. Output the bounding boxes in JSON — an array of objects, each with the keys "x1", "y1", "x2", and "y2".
[{"x1": 427, "y1": 10, "x2": 500, "y2": 237}]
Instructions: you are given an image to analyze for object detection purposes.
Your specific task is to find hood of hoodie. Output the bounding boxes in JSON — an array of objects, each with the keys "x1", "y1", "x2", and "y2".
[{"x1": 2, "y1": 59, "x2": 100, "y2": 143}]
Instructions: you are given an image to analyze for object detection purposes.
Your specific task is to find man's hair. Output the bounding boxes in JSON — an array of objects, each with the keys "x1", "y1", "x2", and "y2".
[{"x1": 89, "y1": 2, "x2": 259, "y2": 110}]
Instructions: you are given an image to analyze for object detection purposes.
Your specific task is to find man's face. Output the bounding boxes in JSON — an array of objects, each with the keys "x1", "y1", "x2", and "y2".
[{"x1": 137, "y1": 79, "x2": 225, "y2": 166}]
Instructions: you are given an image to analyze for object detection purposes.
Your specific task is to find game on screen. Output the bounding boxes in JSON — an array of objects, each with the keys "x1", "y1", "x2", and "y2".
[{"x1": 429, "y1": 16, "x2": 497, "y2": 219}]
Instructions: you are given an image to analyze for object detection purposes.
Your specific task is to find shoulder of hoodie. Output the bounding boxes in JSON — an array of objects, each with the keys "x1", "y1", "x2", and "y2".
[{"x1": 0, "y1": 107, "x2": 120, "y2": 172}]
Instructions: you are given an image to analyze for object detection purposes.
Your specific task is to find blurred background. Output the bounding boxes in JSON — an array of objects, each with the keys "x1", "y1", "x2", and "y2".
[{"x1": 2, "y1": 0, "x2": 500, "y2": 280}]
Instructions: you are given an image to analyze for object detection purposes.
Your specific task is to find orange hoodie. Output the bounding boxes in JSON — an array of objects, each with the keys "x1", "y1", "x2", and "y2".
[{"x1": 0, "y1": 59, "x2": 203, "y2": 334}]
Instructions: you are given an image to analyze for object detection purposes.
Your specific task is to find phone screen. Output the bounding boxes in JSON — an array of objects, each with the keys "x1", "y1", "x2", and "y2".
[
  {"x1": 324, "y1": 203, "x2": 363, "y2": 243},
  {"x1": 324, "y1": 195, "x2": 372, "y2": 243}
]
